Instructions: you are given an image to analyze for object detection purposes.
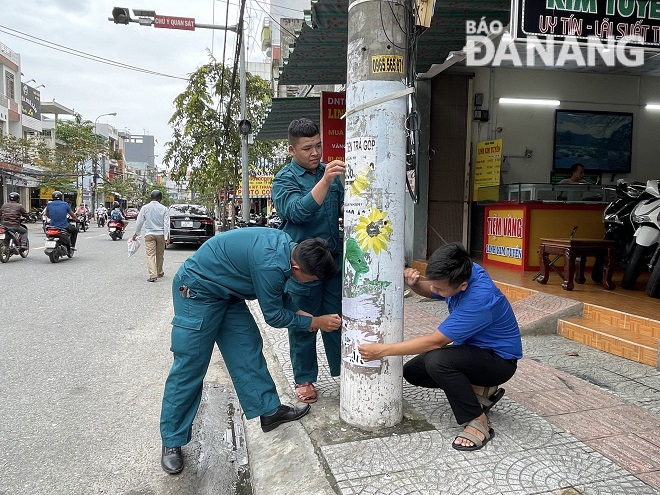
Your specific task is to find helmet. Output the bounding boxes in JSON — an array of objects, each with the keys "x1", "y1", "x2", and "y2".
[
  {"x1": 112, "y1": 201, "x2": 120, "y2": 208},
  {"x1": 150, "y1": 189, "x2": 162, "y2": 201},
  {"x1": 52, "y1": 190, "x2": 63, "y2": 200},
  {"x1": 8, "y1": 192, "x2": 19, "y2": 202}
]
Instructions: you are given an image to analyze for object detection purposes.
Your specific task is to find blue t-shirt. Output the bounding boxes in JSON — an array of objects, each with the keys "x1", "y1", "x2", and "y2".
[
  {"x1": 434, "y1": 263, "x2": 523, "y2": 360},
  {"x1": 46, "y1": 200, "x2": 73, "y2": 228}
]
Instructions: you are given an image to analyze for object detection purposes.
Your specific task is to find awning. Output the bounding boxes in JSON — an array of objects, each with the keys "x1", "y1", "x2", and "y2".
[
  {"x1": 276, "y1": 0, "x2": 512, "y2": 86},
  {"x1": 254, "y1": 96, "x2": 320, "y2": 141}
]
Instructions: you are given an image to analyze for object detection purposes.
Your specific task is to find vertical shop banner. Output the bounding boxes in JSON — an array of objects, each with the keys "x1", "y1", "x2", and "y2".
[
  {"x1": 21, "y1": 83, "x2": 42, "y2": 130},
  {"x1": 473, "y1": 139, "x2": 502, "y2": 201},
  {"x1": 320, "y1": 91, "x2": 346, "y2": 163}
]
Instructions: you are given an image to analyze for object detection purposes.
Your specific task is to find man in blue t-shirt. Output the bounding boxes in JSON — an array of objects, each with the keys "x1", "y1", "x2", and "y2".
[
  {"x1": 45, "y1": 190, "x2": 78, "y2": 249},
  {"x1": 359, "y1": 243, "x2": 522, "y2": 452}
]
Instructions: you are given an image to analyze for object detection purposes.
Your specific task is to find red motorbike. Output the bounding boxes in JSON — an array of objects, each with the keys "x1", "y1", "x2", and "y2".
[{"x1": 107, "y1": 219, "x2": 125, "y2": 241}]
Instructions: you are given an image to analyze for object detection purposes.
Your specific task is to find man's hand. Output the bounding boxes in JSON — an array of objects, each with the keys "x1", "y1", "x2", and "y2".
[
  {"x1": 358, "y1": 343, "x2": 386, "y2": 362},
  {"x1": 404, "y1": 267, "x2": 420, "y2": 287},
  {"x1": 312, "y1": 314, "x2": 342, "y2": 332},
  {"x1": 322, "y1": 160, "x2": 346, "y2": 185}
]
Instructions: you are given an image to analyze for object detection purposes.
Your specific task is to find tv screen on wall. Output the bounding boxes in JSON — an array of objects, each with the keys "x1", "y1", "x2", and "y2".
[{"x1": 553, "y1": 110, "x2": 633, "y2": 173}]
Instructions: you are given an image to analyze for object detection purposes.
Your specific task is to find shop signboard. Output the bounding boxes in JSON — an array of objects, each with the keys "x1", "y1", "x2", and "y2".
[
  {"x1": 484, "y1": 207, "x2": 525, "y2": 267},
  {"x1": 473, "y1": 139, "x2": 502, "y2": 201},
  {"x1": 511, "y1": 0, "x2": 660, "y2": 49},
  {"x1": 320, "y1": 91, "x2": 346, "y2": 163},
  {"x1": 236, "y1": 176, "x2": 273, "y2": 198}
]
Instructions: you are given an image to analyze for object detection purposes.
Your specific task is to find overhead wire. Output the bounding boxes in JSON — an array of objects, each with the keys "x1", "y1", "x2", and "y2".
[{"x1": 0, "y1": 24, "x2": 188, "y2": 81}]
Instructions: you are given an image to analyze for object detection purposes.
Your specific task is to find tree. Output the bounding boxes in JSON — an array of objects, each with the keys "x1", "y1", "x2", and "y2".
[
  {"x1": 137, "y1": 182, "x2": 172, "y2": 207},
  {"x1": 163, "y1": 56, "x2": 283, "y2": 208}
]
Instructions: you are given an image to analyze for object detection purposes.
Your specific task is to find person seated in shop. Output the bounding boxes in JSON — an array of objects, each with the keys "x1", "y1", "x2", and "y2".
[{"x1": 558, "y1": 163, "x2": 589, "y2": 184}]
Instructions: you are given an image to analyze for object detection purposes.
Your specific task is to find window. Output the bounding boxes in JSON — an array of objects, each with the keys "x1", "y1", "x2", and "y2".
[{"x1": 4, "y1": 71, "x2": 14, "y2": 100}]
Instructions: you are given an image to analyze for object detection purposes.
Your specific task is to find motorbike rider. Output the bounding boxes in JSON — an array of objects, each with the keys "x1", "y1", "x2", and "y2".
[
  {"x1": 97, "y1": 203, "x2": 108, "y2": 219},
  {"x1": 45, "y1": 191, "x2": 78, "y2": 250},
  {"x1": 109, "y1": 201, "x2": 127, "y2": 229},
  {"x1": 75, "y1": 203, "x2": 90, "y2": 223},
  {"x1": 0, "y1": 192, "x2": 29, "y2": 247}
]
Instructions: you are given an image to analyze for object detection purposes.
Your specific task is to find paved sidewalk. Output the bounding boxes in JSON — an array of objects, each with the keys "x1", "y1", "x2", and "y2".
[{"x1": 243, "y1": 292, "x2": 660, "y2": 495}]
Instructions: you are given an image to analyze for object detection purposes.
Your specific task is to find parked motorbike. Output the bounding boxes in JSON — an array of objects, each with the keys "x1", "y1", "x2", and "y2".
[
  {"x1": 621, "y1": 179, "x2": 660, "y2": 291},
  {"x1": 77, "y1": 213, "x2": 89, "y2": 232},
  {"x1": 267, "y1": 214, "x2": 282, "y2": 229},
  {"x1": 591, "y1": 180, "x2": 646, "y2": 283},
  {"x1": 0, "y1": 223, "x2": 29, "y2": 262},
  {"x1": 107, "y1": 219, "x2": 125, "y2": 240},
  {"x1": 44, "y1": 224, "x2": 75, "y2": 263},
  {"x1": 27, "y1": 210, "x2": 40, "y2": 223}
]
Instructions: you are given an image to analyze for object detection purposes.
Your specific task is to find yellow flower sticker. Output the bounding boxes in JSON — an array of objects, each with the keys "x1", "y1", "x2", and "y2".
[
  {"x1": 355, "y1": 207, "x2": 392, "y2": 254},
  {"x1": 350, "y1": 169, "x2": 373, "y2": 196}
]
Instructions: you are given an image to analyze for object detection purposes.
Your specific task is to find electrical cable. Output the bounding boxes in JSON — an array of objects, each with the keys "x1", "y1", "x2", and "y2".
[{"x1": 0, "y1": 25, "x2": 187, "y2": 81}]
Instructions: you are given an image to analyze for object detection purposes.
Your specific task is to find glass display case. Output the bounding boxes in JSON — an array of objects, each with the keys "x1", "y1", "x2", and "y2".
[{"x1": 477, "y1": 183, "x2": 616, "y2": 204}]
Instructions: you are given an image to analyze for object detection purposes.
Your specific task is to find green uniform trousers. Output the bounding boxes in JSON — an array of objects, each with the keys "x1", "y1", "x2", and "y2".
[
  {"x1": 287, "y1": 269, "x2": 342, "y2": 384},
  {"x1": 160, "y1": 270, "x2": 280, "y2": 447}
]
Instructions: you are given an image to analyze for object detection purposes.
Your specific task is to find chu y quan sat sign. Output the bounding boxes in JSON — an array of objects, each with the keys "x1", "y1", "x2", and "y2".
[
  {"x1": 485, "y1": 210, "x2": 524, "y2": 267},
  {"x1": 466, "y1": 0, "x2": 660, "y2": 68}
]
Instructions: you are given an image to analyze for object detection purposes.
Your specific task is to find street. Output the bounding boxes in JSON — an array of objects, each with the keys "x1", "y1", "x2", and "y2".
[{"x1": 0, "y1": 222, "x2": 249, "y2": 495}]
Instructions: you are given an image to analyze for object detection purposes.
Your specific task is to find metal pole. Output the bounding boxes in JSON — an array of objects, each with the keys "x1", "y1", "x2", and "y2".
[
  {"x1": 240, "y1": 27, "x2": 250, "y2": 223},
  {"x1": 340, "y1": 0, "x2": 408, "y2": 428}
]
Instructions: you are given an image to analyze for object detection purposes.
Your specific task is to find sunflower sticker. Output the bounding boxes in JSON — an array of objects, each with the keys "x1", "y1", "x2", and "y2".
[{"x1": 355, "y1": 207, "x2": 392, "y2": 254}]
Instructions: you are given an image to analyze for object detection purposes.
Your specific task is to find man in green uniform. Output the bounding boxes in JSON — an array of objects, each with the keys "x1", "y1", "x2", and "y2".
[
  {"x1": 271, "y1": 118, "x2": 345, "y2": 404},
  {"x1": 160, "y1": 228, "x2": 341, "y2": 474}
]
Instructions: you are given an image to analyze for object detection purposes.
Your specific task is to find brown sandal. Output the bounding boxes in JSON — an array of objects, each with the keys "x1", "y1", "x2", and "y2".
[{"x1": 294, "y1": 382, "x2": 317, "y2": 403}]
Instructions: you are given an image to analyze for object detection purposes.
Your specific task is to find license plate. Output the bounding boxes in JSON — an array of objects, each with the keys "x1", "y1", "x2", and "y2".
[
  {"x1": 109, "y1": 227, "x2": 116, "y2": 231},
  {"x1": 181, "y1": 221, "x2": 194, "y2": 228},
  {"x1": 0, "y1": 233, "x2": 4, "y2": 240},
  {"x1": 45, "y1": 240, "x2": 57, "y2": 248}
]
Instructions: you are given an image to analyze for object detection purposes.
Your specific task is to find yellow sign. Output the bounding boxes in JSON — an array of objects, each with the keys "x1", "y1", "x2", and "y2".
[
  {"x1": 473, "y1": 139, "x2": 502, "y2": 201},
  {"x1": 236, "y1": 176, "x2": 273, "y2": 198},
  {"x1": 39, "y1": 187, "x2": 56, "y2": 200},
  {"x1": 371, "y1": 55, "x2": 404, "y2": 74},
  {"x1": 484, "y1": 208, "x2": 524, "y2": 267}
]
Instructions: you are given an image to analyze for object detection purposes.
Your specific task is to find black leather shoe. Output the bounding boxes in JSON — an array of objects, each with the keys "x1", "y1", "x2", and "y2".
[
  {"x1": 260, "y1": 403, "x2": 311, "y2": 432},
  {"x1": 161, "y1": 446, "x2": 184, "y2": 474}
]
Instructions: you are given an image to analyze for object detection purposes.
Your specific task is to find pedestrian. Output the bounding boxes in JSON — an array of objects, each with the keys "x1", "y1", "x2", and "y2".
[
  {"x1": 558, "y1": 163, "x2": 589, "y2": 184},
  {"x1": 132, "y1": 190, "x2": 170, "y2": 282},
  {"x1": 271, "y1": 117, "x2": 345, "y2": 404},
  {"x1": 359, "y1": 243, "x2": 522, "y2": 451},
  {"x1": 159, "y1": 228, "x2": 342, "y2": 475},
  {"x1": 45, "y1": 190, "x2": 78, "y2": 251}
]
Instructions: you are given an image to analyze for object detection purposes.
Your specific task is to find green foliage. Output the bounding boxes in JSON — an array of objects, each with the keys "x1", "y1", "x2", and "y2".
[
  {"x1": 137, "y1": 182, "x2": 172, "y2": 207},
  {"x1": 163, "y1": 56, "x2": 284, "y2": 200}
]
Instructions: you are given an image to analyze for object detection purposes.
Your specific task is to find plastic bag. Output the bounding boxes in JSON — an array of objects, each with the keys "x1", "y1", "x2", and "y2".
[{"x1": 127, "y1": 235, "x2": 141, "y2": 257}]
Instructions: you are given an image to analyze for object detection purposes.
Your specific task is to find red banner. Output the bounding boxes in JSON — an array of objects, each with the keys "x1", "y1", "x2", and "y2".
[
  {"x1": 154, "y1": 15, "x2": 195, "y2": 31},
  {"x1": 320, "y1": 91, "x2": 346, "y2": 163}
]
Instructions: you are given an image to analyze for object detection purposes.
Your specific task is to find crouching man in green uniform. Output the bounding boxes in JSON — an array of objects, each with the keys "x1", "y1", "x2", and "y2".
[{"x1": 160, "y1": 228, "x2": 341, "y2": 474}]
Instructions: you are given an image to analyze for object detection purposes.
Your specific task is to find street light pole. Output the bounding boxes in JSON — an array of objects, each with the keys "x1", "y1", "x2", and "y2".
[{"x1": 94, "y1": 112, "x2": 118, "y2": 209}]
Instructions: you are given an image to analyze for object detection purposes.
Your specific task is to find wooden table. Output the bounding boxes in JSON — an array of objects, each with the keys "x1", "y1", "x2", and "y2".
[{"x1": 536, "y1": 238, "x2": 616, "y2": 291}]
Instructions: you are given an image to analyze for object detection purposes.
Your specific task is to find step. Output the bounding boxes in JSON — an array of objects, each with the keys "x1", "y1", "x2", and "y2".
[
  {"x1": 582, "y1": 303, "x2": 660, "y2": 339},
  {"x1": 558, "y1": 317, "x2": 658, "y2": 367}
]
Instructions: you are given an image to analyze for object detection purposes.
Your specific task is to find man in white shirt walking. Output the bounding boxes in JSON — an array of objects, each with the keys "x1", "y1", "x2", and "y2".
[{"x1": 133, "y1": 190, "x2": 170, "y2": 282}]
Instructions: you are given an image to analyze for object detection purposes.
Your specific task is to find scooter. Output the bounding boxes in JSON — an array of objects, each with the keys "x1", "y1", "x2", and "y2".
[
  {"x1": 44, "y1": 224, "x2": 75, "y2": 263},
  {"x1": 0, "y1": 223, "x2": 29, "y2": 262},
  {"x1": 107, "y1": 219, "x2": 125, "y2": 240},
  {"x1": 97, "y1": 213, "x2": 107, "y2": 228},
  {"x1": 77, "y1": 213, "x2": 89, "y2": 232},
  {"x1": 591, "y1": 180, "x2": 646, "y2": 283},
  {"x1": 621, "y1": 180, "x2": 660, "y2": 290}
]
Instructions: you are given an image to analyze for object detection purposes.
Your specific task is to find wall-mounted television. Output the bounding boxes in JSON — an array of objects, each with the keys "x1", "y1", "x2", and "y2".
[{"x1": 553, "y1": 110, "x2": 633, "y2": 174}]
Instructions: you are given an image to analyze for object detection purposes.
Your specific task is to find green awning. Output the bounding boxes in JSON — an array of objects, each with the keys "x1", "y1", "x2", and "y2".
[{"x1": 254, "y1": 97, "x2": 320, "y2": 142}]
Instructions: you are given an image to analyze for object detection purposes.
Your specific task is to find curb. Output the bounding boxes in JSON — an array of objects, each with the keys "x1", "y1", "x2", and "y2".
[{"x1": 244, "y1": 301, "x2": 335, "y2": 495}]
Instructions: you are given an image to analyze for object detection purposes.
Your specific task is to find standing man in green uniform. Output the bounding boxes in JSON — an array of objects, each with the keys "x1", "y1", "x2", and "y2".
[
  {"x1": 160, "y1": 228, "x2": 341, "y2": 474},
  {"x1": 271, "y1": 118, "x2": 345, "y2": 404}
]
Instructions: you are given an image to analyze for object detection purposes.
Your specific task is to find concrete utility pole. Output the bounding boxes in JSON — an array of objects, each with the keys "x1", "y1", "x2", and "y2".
[{"x1": 341, "y1": 0, "x2": 410, "y2": 428}]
